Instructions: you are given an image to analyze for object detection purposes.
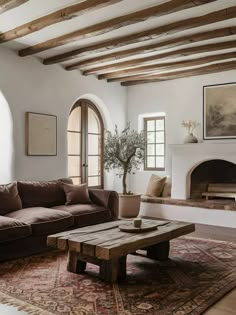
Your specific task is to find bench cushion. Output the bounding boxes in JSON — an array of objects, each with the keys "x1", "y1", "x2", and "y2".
[
  {"x1": 6, "y1": 207, "x2": 74, "y2": 236},
  {"x1": 0, "y1": 216, "x2": 31, "y2": 244},
  {"x1": 53, "y1": 204, "x2": 111, "y2": 227}
]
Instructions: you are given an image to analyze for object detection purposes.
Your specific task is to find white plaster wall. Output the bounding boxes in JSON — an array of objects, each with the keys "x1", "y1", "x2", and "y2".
[
  {"x1": 0, "y1": 91, "x2": 14, "y2": 183},
  {"x1": 127, "y1": 70, "x2": 236, "y2": 194},
  {"x1": 0, "y1": 46, "x2": 127, "y2": 191}
]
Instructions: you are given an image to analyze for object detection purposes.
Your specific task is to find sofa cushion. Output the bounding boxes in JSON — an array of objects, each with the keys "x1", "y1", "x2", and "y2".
[
  {"x1": 17, "y1": 181, "x2": 66, "y2": 208},
  {"x1": 53, "y1": 204, "x2": 111, "y2": 227},
  {"x1": 63, "y1": 183, "x2": 91, "y2": 205},
  {"x1": 0, "y1": 216, "x2": 31, "y2": 244},
  {"x1": 6, "y1": 207, "x2": 73, "y2": 236},
  {"x1": 0, "y1": 182, "x2": 22, "y2": 215}
]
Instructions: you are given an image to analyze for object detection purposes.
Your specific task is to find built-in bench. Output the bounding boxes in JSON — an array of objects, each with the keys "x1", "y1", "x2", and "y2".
[
  {"x1": 140, "y1": 196, "x2": 236, "y2": 229},
  {"x1": 141, "y1": 196, "x2": 236, "y2": 211}
]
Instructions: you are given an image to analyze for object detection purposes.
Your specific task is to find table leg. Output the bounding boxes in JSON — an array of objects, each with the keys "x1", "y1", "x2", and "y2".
[
  {"x1": 146, "y1": 241, "x2": 170, "y2": 261},
  {"x1": 100, "y1": 256, "x2": 127, "y2": 283},
  {"x1": 67, "y1": 251, "x2": 87, "y2": 273}
]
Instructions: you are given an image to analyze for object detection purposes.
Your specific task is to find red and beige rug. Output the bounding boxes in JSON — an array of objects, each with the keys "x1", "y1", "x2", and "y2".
[{"x1": 0, "y1": 237, "x2": 235, "y2": 315}]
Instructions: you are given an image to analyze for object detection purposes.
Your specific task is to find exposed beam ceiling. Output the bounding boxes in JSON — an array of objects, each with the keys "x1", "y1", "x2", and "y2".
[
  {"x1": 105, "y1": 51, "x2": 236, "y2": 82},
  {"x1": 121, "y1": 60, "x2": 236, "y2": 86},
  {"x1": 43, "y1": 5, "x2": 236, "y2": 66},
  {"x1": 2, "y1": 0, "x2": 236, "y2": 85},
  {"x1": 0, "y1": 0, "x2": 28, "y2": 14},
  {"x1": 81, "y1": 39, "x2": 236, "y2": 75},
  {"x1": 18, "y1": 0, "x2": 216, "y2": 57},
  {"x1": 0, "y1": 0, "x2": 122, "y2": 43},
  {"x1": 61, "y1": 27, "x2": 236, "y2": 68}
]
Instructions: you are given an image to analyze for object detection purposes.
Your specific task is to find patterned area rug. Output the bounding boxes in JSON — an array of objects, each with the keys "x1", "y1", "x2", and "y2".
[{"x1": 0, "y1": 237, "x2": 235, "y2": 315}]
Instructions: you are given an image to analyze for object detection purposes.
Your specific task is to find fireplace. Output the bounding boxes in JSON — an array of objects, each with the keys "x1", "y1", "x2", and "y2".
[
  {"x1": 190, "y1": 159, "x2": 236, "y2": 199},
  {"x1": 170, "y1": 143, "x2": 236, "y2": 200}
]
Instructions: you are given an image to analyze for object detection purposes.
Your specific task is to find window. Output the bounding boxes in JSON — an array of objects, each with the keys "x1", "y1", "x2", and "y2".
[
  {"x1": 144, "y1": 116, "x2": 165, "y2": 170},
  {"x1": 68, "y1": 99, "x2": 104, "y2": 188}
]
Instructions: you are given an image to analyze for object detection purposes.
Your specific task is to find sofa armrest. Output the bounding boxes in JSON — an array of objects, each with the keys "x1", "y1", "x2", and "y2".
[{"x1": 89, "y1": 189, "x2": 119, "y2": 220}]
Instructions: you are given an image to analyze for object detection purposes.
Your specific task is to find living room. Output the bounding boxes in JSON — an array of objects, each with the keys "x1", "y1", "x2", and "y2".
[{"x1": 0, "y1": 0, "x2": 236, "y2": 314}]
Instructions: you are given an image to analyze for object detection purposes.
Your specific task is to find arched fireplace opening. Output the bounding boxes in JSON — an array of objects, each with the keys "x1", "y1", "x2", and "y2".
[{"x1": 190, "y1": 159, "x2": 236, "y2": 200}]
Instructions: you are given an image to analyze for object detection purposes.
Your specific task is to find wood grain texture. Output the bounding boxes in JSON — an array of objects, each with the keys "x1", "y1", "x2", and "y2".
[
  {"x1": 121, "y1": 60, "x2": 236, "y2": 85},
  {"x1": 105, "y1": 51, "x2": 236, "y2": 82},
  {"x1": 0, "y1": 0, "x2": 122, "y2": 43},
  {"x1": 0, "y1": 0, "x2": 28, "y2": 14},
  {"x1": 48, "y1": 219, "x2": 195, "y2": 260},
  {"x1": 18, "y1": 0, "x2": 216, "y2": 57},
  {"x1": 43, "y1": 6, "x2": 236, "y2": 65},
  {"x1": 141, "y1": 196, "x2": 236, "y2": 211},
  {"x1": 82, "y1": 39, "x2": 236, "y2": 75},
  {"x1": 66, "y1": 26, "x2": 236, "y2": 69}
]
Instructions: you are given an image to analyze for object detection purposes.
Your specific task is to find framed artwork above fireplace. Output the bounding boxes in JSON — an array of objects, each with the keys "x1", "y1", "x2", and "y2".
[{"x1": 203, "y1": 82, "x2": 236, "y2": 140}]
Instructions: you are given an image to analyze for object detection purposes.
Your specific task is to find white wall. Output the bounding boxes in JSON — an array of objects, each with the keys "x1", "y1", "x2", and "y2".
[
  {"x1": 0, "y1": 46, "x2": 127, "y2": 191},
  {"x1": 0, "y1": 91, "x2": 14, "y2": 183},
  {"x1": 127, "y1": 70, "x2": 236, "y2": 194}
]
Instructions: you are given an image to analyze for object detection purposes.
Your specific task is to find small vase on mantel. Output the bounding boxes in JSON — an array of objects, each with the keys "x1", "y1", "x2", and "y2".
[
  {"x1": 184, "y1": 132, "x2": 198, "y2": 143},
  {"x1": 182, "y1": 120, "x2": 200, "y2": 144}
]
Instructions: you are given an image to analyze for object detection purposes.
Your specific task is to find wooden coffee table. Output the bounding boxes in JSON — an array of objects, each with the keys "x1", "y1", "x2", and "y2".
[{"x1": 48, "y1": 219, "x2": 195, "y2": 283}]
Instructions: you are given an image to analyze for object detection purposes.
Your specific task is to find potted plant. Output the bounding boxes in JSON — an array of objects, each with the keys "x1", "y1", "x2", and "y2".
[{"x1": 104, "y1": 124, "x2": 145, "y2": 217}]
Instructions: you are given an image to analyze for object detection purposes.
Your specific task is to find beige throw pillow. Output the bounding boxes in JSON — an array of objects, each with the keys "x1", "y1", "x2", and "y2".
[
  {"x1": 162, "y1": 182, "x2": 172, "y2": 197},
  {"x1": 63, "y1": 183, "x2": 91, "y2": 205},
  {"x1": 146, "y1": 175, "x2": 166, "y2": 197}
]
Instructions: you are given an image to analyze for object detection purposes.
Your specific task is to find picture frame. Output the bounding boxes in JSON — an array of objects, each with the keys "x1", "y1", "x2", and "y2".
[
  {"x1": 26, "y1": 112, "x2": 57, "y2": 156},
  {"x1": 203, "y1": 82, "x2": 236, "y2": 140}
]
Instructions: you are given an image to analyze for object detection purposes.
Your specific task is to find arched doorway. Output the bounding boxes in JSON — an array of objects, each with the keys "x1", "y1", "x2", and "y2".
[{"x1": 67, "y1": 99, "x2": 104, "y2": 188}]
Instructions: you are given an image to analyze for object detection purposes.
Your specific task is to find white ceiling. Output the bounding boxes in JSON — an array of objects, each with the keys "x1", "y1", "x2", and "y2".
[{"x1": 1, "y1": 0, "x2": 236, "y2": 82}]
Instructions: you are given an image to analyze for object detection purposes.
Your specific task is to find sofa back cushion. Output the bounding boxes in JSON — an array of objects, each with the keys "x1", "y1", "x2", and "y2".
[
  {"x1": 0, "y1": 182, "x2": 22, "y2": 215},
  {"x1": 17, "y1": 180, "x2": 66, "y2": 208}
]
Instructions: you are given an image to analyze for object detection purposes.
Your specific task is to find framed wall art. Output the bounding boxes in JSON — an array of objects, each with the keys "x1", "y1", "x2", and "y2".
[
  {"x1": 203, "y1": 82, "x2": 236, "y2": 140},
  {"x1": 26, "y1": 112, "x2": 57, "y2": 156}
]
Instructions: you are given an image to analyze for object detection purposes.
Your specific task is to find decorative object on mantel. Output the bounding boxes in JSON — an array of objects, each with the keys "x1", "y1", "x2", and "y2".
[
  {"x1": 182, "y1": 120, "x2": 200, "y2": 143},
  {"x1": 104, "y1": 124, "x2": 145, "y2": 217},
  {"x1": 26, "y1": 112, "x2": 57, "y2": 156},
  {"x1": 204, "y1": 82, "x2": 236, "y2": 140}
]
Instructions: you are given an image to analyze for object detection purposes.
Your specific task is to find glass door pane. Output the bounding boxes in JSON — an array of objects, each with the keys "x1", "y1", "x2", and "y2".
[{"x1": 68, "y1": 101, "x2": 103, "y2": 188}]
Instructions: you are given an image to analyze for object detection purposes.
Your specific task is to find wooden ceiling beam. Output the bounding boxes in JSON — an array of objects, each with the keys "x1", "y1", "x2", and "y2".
[
  {"x1": 0, "y1": 0, "x2": 122, "y2": 43},
  {"x1": 68, "y1": 26, "x2": 236, "y2": 69},
  {"x1": 44, "y1": 5, "x2": 236, "y2": 66},
  {"x1": 121, "y1": 60, "x2": 236, "y2": 86},
  {"x1": 18, "y1": 0, "x2": 216, "y2": 57},
  {"x1": 105, "y1": 51, "x2": 236, "y2": 82},
  {"x1": 0, "y1": 0, "x2": 29, "y2": 14},
  {"x1": 82, "y1": 39, "x2": 236, "y2": 76}
]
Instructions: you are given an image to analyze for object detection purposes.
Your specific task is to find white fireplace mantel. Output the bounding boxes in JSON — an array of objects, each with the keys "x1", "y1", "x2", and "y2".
[{"x1": 169, "y1": 143, "x2": 236, "y2": 199}]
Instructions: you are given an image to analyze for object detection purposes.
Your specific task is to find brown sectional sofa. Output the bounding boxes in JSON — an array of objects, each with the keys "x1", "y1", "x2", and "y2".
[{"x1": 0, "y1": 178, "x2": 118, "y2": 261}]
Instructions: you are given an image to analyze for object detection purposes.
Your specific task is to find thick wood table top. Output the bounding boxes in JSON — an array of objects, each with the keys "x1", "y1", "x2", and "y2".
[{"x1": 47, "y1": 219, "x2": 195, "y2": 260}]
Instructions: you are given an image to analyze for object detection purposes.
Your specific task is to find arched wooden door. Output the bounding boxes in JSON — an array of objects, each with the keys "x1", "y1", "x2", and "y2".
[{"x1": 67, "y1": 99, "x2": 104, "y2": 188}]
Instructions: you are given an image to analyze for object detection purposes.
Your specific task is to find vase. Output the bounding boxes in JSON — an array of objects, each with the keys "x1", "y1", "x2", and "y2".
[{"x1": 184, "y1": 132, "x2": 198, "y2": 143}]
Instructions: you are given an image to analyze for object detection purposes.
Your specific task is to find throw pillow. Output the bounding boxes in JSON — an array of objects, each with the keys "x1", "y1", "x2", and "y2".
[
  {"x1": 162, "y1": 182, "x2": 172, "y2": 197},
  {"x1": 63, "y1": 183, "x2": 91, "y2": 205},
  {"x1": 146, "y1": 174, "x2": 166, "y2": 197},
  {"x1": 0, "y1": 182, "x2": 22, "y2": 215}
]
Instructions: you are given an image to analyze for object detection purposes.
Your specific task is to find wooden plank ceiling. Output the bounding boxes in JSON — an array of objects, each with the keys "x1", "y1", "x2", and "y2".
[{"x1": 1, "y1": 0, "x2": 236, "y2": 85}]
